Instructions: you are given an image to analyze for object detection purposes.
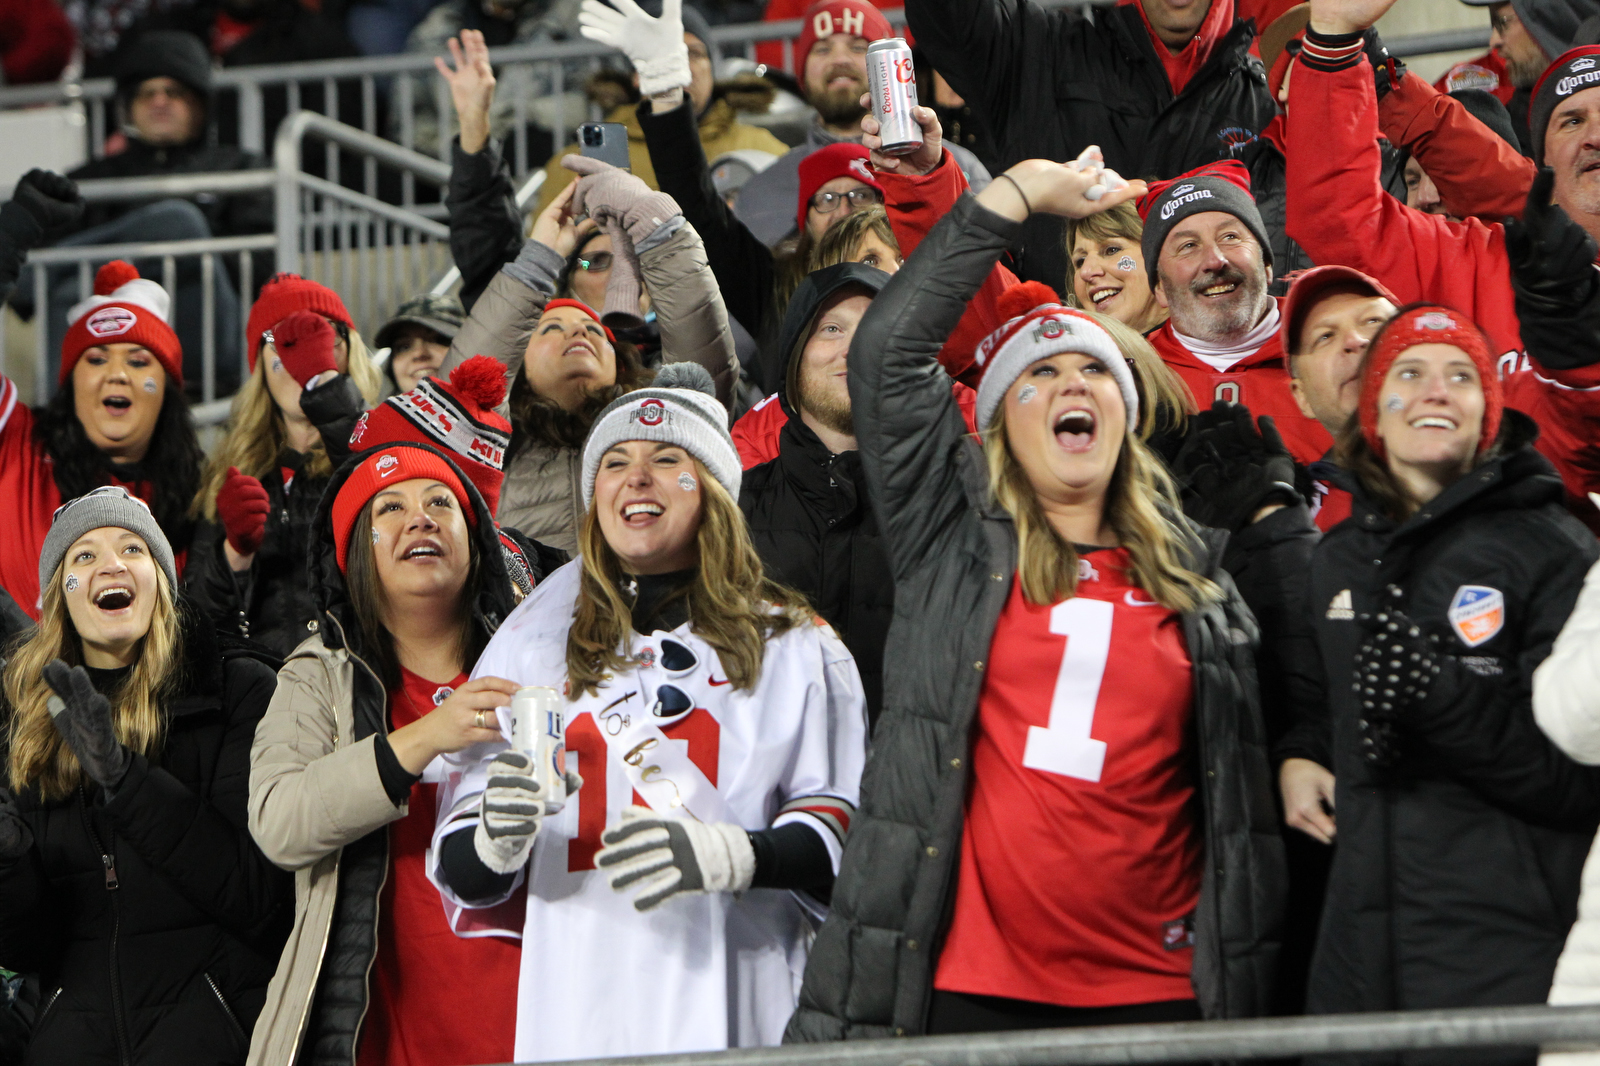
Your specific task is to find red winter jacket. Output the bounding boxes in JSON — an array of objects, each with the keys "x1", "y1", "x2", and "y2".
[
  {"x1": 1147, "y1": 306, "x2": 1334, "y2": 469},
  {"x1": 0, "y1": 376, "x2": 175, "y2": 618},
  {"x1": 1288, "y1": 57, "x2": 1600, "y2": 532},
  {"x1": 733, "y1": 383, "x2": 979, "y2": 469},
  {"x1": 876, "y1": 150, "x2": 1017, "y2": 386}
]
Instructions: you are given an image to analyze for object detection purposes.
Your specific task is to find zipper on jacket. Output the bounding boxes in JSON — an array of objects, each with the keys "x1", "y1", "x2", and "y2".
[
  {"x1": 347, "y1": 832, "x2": 392, "y2": 1066},
  {"x1": 204, "y1": 972, "x2": 248, "y2": 1044},
  {"x1": 36, "y1": 985, "x2": 63, "y2": 1032},
  {"x1": 78, "y1": 788, "x2": 132, "y2": 1066}
]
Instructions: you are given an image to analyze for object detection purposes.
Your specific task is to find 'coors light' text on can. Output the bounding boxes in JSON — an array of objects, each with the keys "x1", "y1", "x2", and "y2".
[
  {"x1": 865, "y1": 38, "x2": 921, "y2": 156},
  {"x1": 511, "y1": 685, "x2": 567, "y2": 813}
]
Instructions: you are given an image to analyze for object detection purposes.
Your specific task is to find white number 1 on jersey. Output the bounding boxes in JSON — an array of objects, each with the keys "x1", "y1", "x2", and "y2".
[{"x1": 1021, "y1": 597, "x2": 1112, "y2": 782}]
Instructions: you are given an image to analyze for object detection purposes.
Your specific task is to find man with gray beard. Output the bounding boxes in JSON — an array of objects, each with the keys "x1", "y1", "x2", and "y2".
[
  {"x1": 739, "y1": 263, "x2": 894, "y2": 727},
  {"x1": 1140, "y1": 161, "x2": 1336, "y2": 469}
]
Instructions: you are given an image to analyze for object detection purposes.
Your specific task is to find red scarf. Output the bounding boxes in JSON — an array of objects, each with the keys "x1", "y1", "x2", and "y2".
[{"x1": 1125, "y1": 0, "x2": 1236, "y2": 97}]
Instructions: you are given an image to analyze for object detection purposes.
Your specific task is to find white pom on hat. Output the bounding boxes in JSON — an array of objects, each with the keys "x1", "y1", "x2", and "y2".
[{"x1": 65, "y1": 260, "x2": 172, "y2": 330}]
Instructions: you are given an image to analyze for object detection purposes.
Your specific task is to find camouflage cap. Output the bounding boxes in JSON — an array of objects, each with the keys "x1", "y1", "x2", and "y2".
[{"x1": 374, "y1": 293, "x2": 465, "y2": 352}]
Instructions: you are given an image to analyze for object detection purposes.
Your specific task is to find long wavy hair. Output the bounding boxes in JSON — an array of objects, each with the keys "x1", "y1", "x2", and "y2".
[
  {"x1": 341, "y1": 504, "x2": 485, "y2": 690},
  {"x1": 566, "y1": 463, "x2": 812, "y2": 698},
  {"x1": 507, "y1": 336, "x2": 651, "y2": 455},
  {"x1": 192, "y1": 324, "x2": 382, "y2": 521},
  {"x1": 33, "y1": 380, "x2": 203, "y2": 551},
  {"x1": 5, "y1": 559, "x2": 181, "y2": 802},
  {"x1": 984, "y1": 314, "x2": 1220, "y2": 612}
]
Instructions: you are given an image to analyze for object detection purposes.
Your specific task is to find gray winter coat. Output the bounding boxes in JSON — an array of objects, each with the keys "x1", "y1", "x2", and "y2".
[{"x1": 785, "y1": 193, "x2": 1286, "y2": 1040}]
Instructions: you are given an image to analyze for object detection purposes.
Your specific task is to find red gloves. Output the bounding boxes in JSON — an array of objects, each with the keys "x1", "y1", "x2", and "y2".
[
  {"x1": 271, "y1": 310, "x2": 339, "y2": 386},
  {"x1": 217, "y1": 466, "x2": 270, "y2": 556}
]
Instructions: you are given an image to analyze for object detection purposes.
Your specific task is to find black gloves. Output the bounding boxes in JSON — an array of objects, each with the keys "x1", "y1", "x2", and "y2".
[
  {"x1": 1354, "y1": 586, "x2": 1445, "y2": 769},
  {"x1": 43, "y1": 660, "x2": 132, "y2": 794},
  {"x1": 1364, "y1": 28, "x2": 1407, "y2": 99},
  {"x1": 0, "y1": 787, "x2": 30, "y2": 865},
  {"x1": 1505, "y1": 168, "x2": 1600, "y2": 371},
  {"x1": 1174, "y1": 401, "x2": 1302, "y2": 533},
  {"x1": 0, "y1": 169, "x2": 82, "y2": 305}
]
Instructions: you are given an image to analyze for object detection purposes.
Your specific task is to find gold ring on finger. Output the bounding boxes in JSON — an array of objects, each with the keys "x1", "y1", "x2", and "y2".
[{"x1": 475, "y1": 710, "x2": 489, "y2": 730}]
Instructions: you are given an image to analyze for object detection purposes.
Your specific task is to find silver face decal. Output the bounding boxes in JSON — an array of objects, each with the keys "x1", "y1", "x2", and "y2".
[
  {"x1": 142, "y1": 377, "x2": 158, "y2": 393},
  {"x1": 1385, "y1": 393, "x2": 1404, "y2": 412},
  {"x1": 1116, "y1": 255, "x2": 1137, "y2": 273},
  {"x1": 372, "y1": 528, "x2": 382, "y2": 544},
  {"x1": 677, "y1": 472, "x2": 698, "y2": 492},
  {"x1": 64, "y1": 573, "x2": 79, "y2": 592},
  {"x1": 1018, "y1": 384, "x2": 1038, "y2": 405}
]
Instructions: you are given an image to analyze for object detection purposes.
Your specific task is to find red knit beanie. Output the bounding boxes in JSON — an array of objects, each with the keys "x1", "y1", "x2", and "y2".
[
  {"x1": 60, "y1": 261, "x2": 183, "y2": 386},
  {"x1": 331, "y1": 444, "x2": 478, "y2": 573},
  {"x1": 796, "y1": 143, "x2": 881, "y2": 233},
  {"x1": 247, "y1": 274, "x2": 354, "y2": 371},
  {"x1": 1358, "y1": 304, "x2": 1503, "y2": 460},
  {"x1": 543, "y1": 297, "x2": 615, "y2": 342},
  {"x1": 348, "y1": 356, "x2": 512, "y2": 514},
  {"x1": 795, "y1": 0, "x2": 893, "y2": 71}
]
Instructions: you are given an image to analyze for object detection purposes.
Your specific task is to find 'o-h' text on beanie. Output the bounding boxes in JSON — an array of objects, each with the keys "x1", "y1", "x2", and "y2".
[
  {"x1": 794, "y1": 0, "x2": 893, "y2": 68},
  {"x1": 246, "y1": 273, "x2": 354, "y2": 371},
  {"x1": 972, "y1": 281, "x2": 1140, "y2": 433},
  {"x1": 349, "y1": 356, "x2": 513, "y2": 514},
  {"x1": 1529, "y1": 46, "x2": 1600, "y2": 165},
  {"x1": 581, "y1": 362, "x2": 740, "y2": 507},
  {"x1": 796, "y1": 143, "x2": 882, "y2": 235},
  {"x1": 61, "y1": 261, "x2": 183, "y2": 386},
  {"x1": 41, "y1": 485, "x2": 177, "y2": 595},
  {"x1": 330, "y1": 444, "x2": 478, "y2": 573},
  {"x1": 1358, "y1": 304, "x2": 1502, "y2": 460},
  {"x1": 1137, "y1": 161, "x2": 1272, "y2": 288}
]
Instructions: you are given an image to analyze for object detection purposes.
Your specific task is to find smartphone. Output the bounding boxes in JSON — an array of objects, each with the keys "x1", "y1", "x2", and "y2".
[{"x1": 578, "y1": 122, "x2": 631, "y2": 172}]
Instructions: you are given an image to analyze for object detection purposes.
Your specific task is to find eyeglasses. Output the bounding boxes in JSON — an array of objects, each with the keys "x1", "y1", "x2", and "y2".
[
  {"x1": 809, "y1": 187, "x2": 883, "y2": 215},
  {"x1": 576, "y1": 252, "x2": 614, "y2": 272}
]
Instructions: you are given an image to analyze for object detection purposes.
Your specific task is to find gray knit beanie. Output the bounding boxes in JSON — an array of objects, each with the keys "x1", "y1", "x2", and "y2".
[
  {"x1": 41, "y1": 486, "x2": 177, "y2": 595},
  {"x1": 581, "y1": 362, "x2": 740, "y2": 507}
]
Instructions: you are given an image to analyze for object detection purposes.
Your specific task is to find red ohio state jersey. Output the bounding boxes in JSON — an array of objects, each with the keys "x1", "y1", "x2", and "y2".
[
  {"x1": 1148, "y1": 314, "x2": 1334, "y2": 468},
  {"x1": 935, "y1": 548, "x2": 1202, "y2": 1008}
]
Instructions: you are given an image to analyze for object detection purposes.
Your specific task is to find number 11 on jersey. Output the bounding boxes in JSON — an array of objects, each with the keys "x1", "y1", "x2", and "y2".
[{"x1": 1022, "y1": 597, "x2": 1113, "y2": 782}]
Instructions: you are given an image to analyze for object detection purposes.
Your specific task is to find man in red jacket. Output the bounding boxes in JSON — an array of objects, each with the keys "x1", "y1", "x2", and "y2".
[
  {"x1": 1137, "y1": 161, "x2": 1334, "y2": 468},
  {"x1": 1287, "y1": 0, "x2": 1600, "y2": 530}
]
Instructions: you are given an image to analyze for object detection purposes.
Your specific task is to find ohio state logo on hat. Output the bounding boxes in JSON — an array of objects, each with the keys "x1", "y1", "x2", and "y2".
[
  {"x1": 376, "y1": 453, "x2": 400, "y2": 478},
  {"x1": 86, "y1": 307, "x2": 137, "y2": 338},
  {"x1": 632, "y1": 398, "x2": 668, "y2": 427},
  {"x1": 848, "y1": 158, "x2": 873, "y2": 182},
  {"x1": 1032, "y1": 318, "x2": 1074, "y2": 342},
  {"x1": 1416, "y1": 311, "x2": 1457, "y2": 330}
]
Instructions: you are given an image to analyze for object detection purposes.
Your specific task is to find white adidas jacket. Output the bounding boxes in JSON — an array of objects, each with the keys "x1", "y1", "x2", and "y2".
[{"x1": 1536, "y1": 555, "x2": 1600, "y2": 1063}]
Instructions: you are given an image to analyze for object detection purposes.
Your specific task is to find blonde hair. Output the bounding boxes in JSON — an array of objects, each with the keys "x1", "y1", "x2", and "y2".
[
  {"x1": 1094, "y1": 311, "x2": 1195, "y2": 442},
  {"x1": 5, "y1": 561, "x2": 181, "y2": 802},
  {"x1": 566, "y1": 463, "x2": 812, "y2": 698},
  {"x1": 809, "y1": 205, "x2": 899, "y2": 273},
  {"x1": 1064, "y1": 203, "x2": 1170, "y2": 335},
  {"x1": 983, "y1": 317, "x2": 1220, "y2": 612},
  {"x1": 192, "y1": 329, "x2": 382, "y2": 521}
]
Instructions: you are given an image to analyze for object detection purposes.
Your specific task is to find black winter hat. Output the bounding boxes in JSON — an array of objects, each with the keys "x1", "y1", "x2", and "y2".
[
  {"x1": 779, "y1": 261, "x2": 890, "y2": 407},
  {"x1": 1529, "y1": 45, "x2": 1600, "y2": 163},
  {"x1": 1137, "y1": 160, "x2": 1272, "y2": 287},
  {"x1": 1449, "y1": 89, "x2": 1522, "y2": 151},
  {"x1": 111, "y1": 30, "x2": 214, "y2": 102}
]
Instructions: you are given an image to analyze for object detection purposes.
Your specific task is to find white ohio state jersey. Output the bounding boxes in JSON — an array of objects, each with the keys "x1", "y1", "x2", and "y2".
[{"x1": 429, "y1": 560, "x2": 868, "y2": 1062}]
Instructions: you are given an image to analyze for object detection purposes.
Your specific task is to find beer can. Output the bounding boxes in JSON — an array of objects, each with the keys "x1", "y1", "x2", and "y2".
[
  {"x1": 865, "y1": 38, "x2": 922, "y2": 156},
  {"x1": 510, "y1": 685, "x2": 566, "y2": 813}
]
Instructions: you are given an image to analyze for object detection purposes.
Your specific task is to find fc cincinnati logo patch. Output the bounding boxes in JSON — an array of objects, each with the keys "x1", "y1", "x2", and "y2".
[
  {"x1": 1448, "y1": 585, "x2": 1504, "y2": 647},
  {"x1": 86, "y1": 306, "x2": 137, "y2": 337}
]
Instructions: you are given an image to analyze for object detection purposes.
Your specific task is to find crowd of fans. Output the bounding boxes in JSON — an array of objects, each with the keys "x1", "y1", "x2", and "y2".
[{"x1": 3, "y1": 0, "x2": 1600, "y2": 1063}]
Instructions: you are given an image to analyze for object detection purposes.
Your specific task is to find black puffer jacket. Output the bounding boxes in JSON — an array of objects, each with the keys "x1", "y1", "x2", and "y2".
[
  {"x1": 273, "y1": 442, "x2": 525, "y2": 1066},
  {"x1": 785, "y1": 194, "x2": 1286, "y2": 1040},
  {"x1": 906, "y1": 0, "x2": 1278, "y2": 288},
  {"x1": 0, "y1": 613, "x2": 291, "y2": 1065},
  {"x1": 1285, "y1": 417, "x2": 1600, "y2": 1064},
  {"x1": 184, "y1": 377, "x2": 366, "y2": 658},
  {"x1": 740, "y1": 263, "x2": 893, "y2": 725}
]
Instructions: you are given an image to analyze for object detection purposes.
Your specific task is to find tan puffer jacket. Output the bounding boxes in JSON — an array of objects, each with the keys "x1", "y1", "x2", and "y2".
[{"x1": 443, "y1": 219, "x2": 738, "y2": 555}]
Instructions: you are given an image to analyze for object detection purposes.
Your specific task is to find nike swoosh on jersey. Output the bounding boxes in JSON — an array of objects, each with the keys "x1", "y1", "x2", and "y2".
[
  {"x1": 1124, "y1": 591, "x2": 1161, "y2": 608},
  {"x1": 709, "y1": 677, "x2": 732, "y2": 686}
]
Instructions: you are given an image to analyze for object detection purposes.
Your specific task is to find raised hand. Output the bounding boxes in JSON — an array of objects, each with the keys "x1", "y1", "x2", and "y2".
[
  {"x1": 979, "y1": 155, "x2": 1146, "y2": 222},
  {"x1": 10, "y1": 169, "x2": 83, "y2": 236},
  {"x1": 578, "y1": 0, "x2": 691, "y2": 97},
  {"x1": 216, "y1": 466, "x2": 270, "y2": 559},
  {"x1": 562, "y1": 155, "x2": 680, "y2": 245},
  {"x1": 861, "y1": 98, "x2": 943, "y2": 177},
  {"x1": 435, "y1": 30, "x2": 496, "y2": 155},
  {"x1": 1309, "y1": 0, "x2": 1400, "y2": 36},
  {"x1": 270, "y1": 310, "x2": 339, "y2": 386},
  {"x1": 44, "y1": 660, "x2": 131, "y2": 792},
  {"x1": 529, "y1": 182, "x2": 599, "y2": 259}
]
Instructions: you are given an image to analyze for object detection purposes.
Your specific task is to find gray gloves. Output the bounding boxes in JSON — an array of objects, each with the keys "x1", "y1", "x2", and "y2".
[
  {"x1": 0, "y1": 787, "x2": 31, "y2": 865},
  {"x1": 473, "y1": 750, "x2": 582, "y2": 875},
  {"x1": 595, "y1": 805, "x2": 756, "y2": 911},
  {"x1": 44, "y1": 660, "x2": 131, "y2": 793},
  {"x1": 563, "y1": 155, "x2": 680, "y2": 248}
]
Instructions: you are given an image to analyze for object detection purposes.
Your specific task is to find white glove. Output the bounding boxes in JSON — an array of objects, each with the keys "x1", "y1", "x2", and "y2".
[
  {"x1": 579, "y1": 0, "x2": 692, "y2": 97},
  {"x1": 594, "y1": 805, "x2": 756, "y2": 911},
  {"x1": 473, "y1": 752, "x2": 585, "y2": 874}
]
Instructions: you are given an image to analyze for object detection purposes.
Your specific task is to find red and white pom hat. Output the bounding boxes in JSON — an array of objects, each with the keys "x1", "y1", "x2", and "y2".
[
  {"x1": 972, "y1": 281, "x2": 1140, "y2": 433},
  {"x1": 60, "y1": 260, "x2": 182, "y2": 386}
]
